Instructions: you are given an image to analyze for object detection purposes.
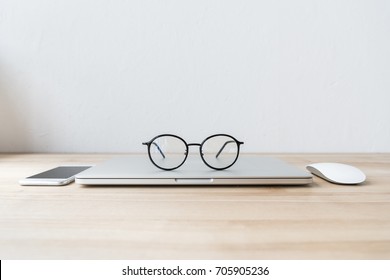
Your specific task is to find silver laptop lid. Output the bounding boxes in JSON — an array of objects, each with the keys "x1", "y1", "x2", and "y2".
[{"x1": 76, "y1": 155, "x2": 312, "y2": 185}]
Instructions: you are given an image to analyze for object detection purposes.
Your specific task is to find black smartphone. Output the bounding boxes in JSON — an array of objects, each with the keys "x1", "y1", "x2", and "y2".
[{"x1": 19, "y1": 166, "x2": 91, "y2": 186}]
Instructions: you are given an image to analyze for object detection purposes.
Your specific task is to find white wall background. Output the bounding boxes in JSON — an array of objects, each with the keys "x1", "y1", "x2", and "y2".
[{"x1": 1, "y1": 0, "x2": 389, "y2": 153}]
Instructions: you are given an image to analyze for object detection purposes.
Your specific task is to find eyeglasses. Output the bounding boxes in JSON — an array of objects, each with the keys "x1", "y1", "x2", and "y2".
[{"x1": 142, "y1": 134, "x2": 244, "y2": 171}]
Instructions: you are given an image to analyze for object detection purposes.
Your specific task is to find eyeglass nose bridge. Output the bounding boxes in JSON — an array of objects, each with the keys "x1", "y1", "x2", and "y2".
[
  {"x1": 187, "y1": 143, "x2": 201, "y2": 147},
  {"x1": 185, "y1": 143, "x2": 202, "y2": 154}
]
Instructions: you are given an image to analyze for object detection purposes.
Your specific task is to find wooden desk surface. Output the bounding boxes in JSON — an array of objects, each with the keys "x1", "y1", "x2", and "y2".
[{"x1": 1, "y1": 153, "x2": 389, "y2": 259}]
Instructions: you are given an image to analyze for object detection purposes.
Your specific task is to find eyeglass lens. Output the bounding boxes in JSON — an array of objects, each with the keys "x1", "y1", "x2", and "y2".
[
  {"x1": 201, "y1": 135, "x2": 239, "y2": 169},
  {"x1": 149, "y1": 135, "x2": 187, "y2": 170},
  {"x1": 148, "y1": 135, "x2": 240, "y2": 170}
]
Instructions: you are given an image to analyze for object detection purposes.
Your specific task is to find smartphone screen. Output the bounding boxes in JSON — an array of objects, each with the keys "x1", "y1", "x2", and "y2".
[
  {"x1": 20, "y1": 166, "x2": 91, "y2": 186},
  {"x1": 27, "y1": 166, "x2": 91, "y2": 179}
]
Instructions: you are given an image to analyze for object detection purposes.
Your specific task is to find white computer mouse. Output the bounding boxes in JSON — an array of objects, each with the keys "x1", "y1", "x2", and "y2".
[{"x1": 306, "y1": 162, "x2": 366, "y2": 185}]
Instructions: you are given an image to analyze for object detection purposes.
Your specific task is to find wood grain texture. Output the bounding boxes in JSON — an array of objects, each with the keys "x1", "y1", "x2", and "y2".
[{"x1": 1, "y1": 153, "x2": 390, "y2": 259}]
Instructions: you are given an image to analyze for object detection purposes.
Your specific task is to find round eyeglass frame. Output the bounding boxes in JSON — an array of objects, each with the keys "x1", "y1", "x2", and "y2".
[{"x1": 142, "y1": 134, "x2": 244, "y2": 171}]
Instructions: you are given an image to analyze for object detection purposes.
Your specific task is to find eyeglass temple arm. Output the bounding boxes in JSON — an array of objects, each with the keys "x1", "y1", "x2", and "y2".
[
  {"x1": 215, "y1": 140, "x2": 244, "y2": 158},
  {"x1": 143, "y1": 142, "x2": 166, "y2": 159}
]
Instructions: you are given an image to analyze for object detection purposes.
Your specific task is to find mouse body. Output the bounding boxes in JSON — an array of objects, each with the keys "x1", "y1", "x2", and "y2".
[{"x1": 306, "y1": 163, "x2": 366, "y2": 185}]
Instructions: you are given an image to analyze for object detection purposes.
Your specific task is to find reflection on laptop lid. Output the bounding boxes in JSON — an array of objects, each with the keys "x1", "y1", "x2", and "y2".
[{"x1": 75, "y1": 155, "x2": 312, "y2": 185}]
